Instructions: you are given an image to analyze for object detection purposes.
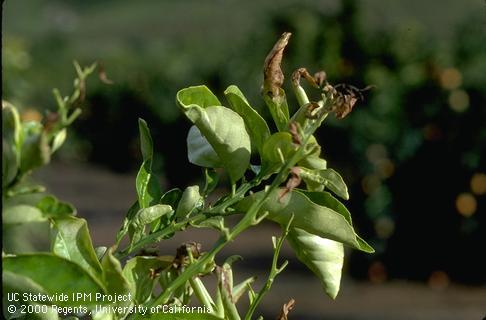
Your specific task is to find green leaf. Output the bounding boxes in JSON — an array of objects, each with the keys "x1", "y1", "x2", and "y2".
[
  {"x1": 298, "y1": 155, "x2": 327, "y2": 171},
  {"x1": 263, "y1": 88, "x2": 290, "y2": 132},
  {"x1": 101, "y1": 248, "x2": 131, "y2": 299},
  {"x1": 160, "y1": 188, "x2": 183, "y2": 207},
  {"x1": 51, "y1": 128, "x2": 67, "y2": 153},
  {"x1": 19, "y1": 130, "x2": 51, "y2": 175},
  {"x1": 37, "y1": 195, "x2": 76, "y2": 218},
  {"x1": 261, "y1": 132, "x2": 296, "y2": 174},
  {"x1": 138, "y1": 118, "x2": 153, "y2": 162},
  {"x1": 236, "y1": 189, "x2": 374, "y2": 253},
  {"x1": 122, "y1": 256, "x2": 172, "y2": 304},
  {"x1": 6, "y1": 182, "x2": 46, "y2": 197},
  {"x1": 224, "y1": 85, "x2": 270, "y2": 156},
  {"x1": 133, "y1": 204, "x2": 173, "y2": 227},
  {"x1": 3, "y1": 254, "x2": 105, "y2": 307},
  {"x1": 301, "y1": 191, "x2": 352, "y2": 225},
  {"x1": 51, "y1": 216, "x2": 103, "y2": 279},
  {"x1": 187, "y1": 125, "x2": 222, "y2": 168},
  {"x1": 3, "y1": 139, "x2": 18, "y2": 188},
  {"x1": 203, "y1": 168, "x2": 220, "y2": 196},
  {"x1": 232, "y1": 276, "x2": 256, "y2": 303},
  {"x1": 177, "y1": 86, "x2": 251, "y2": 183},
  {"x1": 116, "y1": 201, "x2": 139, "y2": 245},
  {"x1": 175, "y1": 186, "x2": 201, "y2": 221},
  {"x1": 3, "y1": 205, "x2": 46, "y2": 225},
  {"x1": 129, "y1": 205, "x2": 173, "y2": 245},
  {"x1": 136, "y1": 160, "x2": 161, "y2": 209},
  {"x1": 2, "y1": 103, "x2": 22, "y2": 186},
  {"x1": 95, "y1": 248, "x2": 132, "y2": 319},
  {"x1": 2, "y1": 102, "x2": 22, "y2": 150},
  {"x1": 177, "y1": 85, "x2": 221, "y2": 116},
  {"x1": 300, "y1": 168, "x2": 349, "y2": 199},
  {"x1": 136, "y1": 119, "x2": 161, "y2": 208},
  {"x1": 287, "y1": 228, "x2": 344, "y2": 299},
  {"x1": 3, "y1": 194, "x2": 75, "y2": 225},
  {"x1": 217, "y1": 262, "x2": 241, "y2": 320},
  {"x1": 320, "y1": 168, "x2": 349, "y2": 200}
]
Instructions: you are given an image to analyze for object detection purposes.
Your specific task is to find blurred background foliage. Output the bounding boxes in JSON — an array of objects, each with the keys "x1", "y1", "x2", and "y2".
[{"x1": 3, "y1": 0, "x2": 485, "y2": 285}]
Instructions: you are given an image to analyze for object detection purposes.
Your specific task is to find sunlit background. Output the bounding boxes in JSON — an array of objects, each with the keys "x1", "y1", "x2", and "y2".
[{"x1": 3, "y1": 0, "x2": 485, "y2": 319}]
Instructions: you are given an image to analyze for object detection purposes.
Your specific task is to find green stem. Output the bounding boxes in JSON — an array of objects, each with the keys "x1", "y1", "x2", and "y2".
[
  {"x1": 147, "y1": 117, "x2": 321, "y2": 308},
  {"x1": 245, "y1": 216, "x2": 293, "y2": 320},
  {"x1": 116, "y1": 179, "x2": 260, "y2": 259}
]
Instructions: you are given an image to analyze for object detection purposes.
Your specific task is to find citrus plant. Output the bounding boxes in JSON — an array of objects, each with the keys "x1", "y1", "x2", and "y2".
[{"x1": 3, "y1": 33, "x2": 373, "y2": 320}]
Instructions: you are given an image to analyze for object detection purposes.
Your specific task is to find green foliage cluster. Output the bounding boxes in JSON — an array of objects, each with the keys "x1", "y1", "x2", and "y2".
[{"x1": 3, "y1": 35, "x2": 373, "y2": 319}]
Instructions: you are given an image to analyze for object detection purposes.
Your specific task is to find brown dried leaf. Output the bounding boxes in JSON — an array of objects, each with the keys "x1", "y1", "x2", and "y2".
[
  {"x1": 279, "y1": 167, "x2": 302, "y2": 201},
  {"x1": 288, "y1": 122, "x2": 301, "y2": 145},
  {"x1": 334, "y1": 95, "x2": 358, "y2": 119},
  {"x1": 173, "y1": 242, "x2": 202, "y2": 268},
  {"x1": 263, "y1": 32, "x2": 291, "y2": 97},
  {"x1": 277, "y1": 298, "x2": 296, "y2": 320},
  {"x1": 98, "y1": 61, "x2": 114, "y2": 85}
]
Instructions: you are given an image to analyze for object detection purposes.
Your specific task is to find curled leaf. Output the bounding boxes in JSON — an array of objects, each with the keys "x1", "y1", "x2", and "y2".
[
  {"x1": 236, "y1": 189, "x2": 374, "y2": 253},
  {"x1": 277, "y1": 298, "x2": 296, "y2": 320},
  {"x1": 288, "y1": 228, "x2": 344, "y2": 299},
  {"x1": 263, "y1": 32, "x2": 291, "y2": 97}
]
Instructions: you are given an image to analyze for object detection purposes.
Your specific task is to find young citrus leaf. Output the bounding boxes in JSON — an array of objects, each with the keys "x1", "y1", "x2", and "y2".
[
  {"x1": 236, "y1": 189, "x2": 374, "y2": 253},
  {"x1": 287, "y1": 228, "x2": 344, "y2": 299},
  {"x1": 298, "y1": 155, "x2": 327, "y2": 171},
  {"x1": 232, "y1": 276, "x2": 256, "y2": 303},
  {"x1": 122, "y1": 256, "x2": 172, "y2": 304},
  {"x1": 263, "y1": 89, "x2": 290, "y2": 132},
  {"x1": 299, "y1": 167, "x2": 349, "y2": 200},
  {"x1": 177, "y1": 85, "x2": 221, "y2": 116},
  {"x1": 6, "y1": 182, "x2": 46, "y2": 197},
  {"x1": 2, "y1": 103, "x2": 22, "y2": 188},
  {"x1": 175, "y1": 186, "x2": 202, "y2": 221},
  {"x1": 138, "y1": 118, "x2": 153, "y2": 161},
  {"x1": 136, "y1": 119, "x2": 161, "y2": 209},
  {"x1": 101, "y1": 248, "x2": 132, "y2": 301},
  {"x1": 203, "y1": 168, "x2": 219, "y2": 196},
  {"x1": 116, "y1": 201, "x2": 139, "y2": 245},
  {"x1": 3, "y1": 254, "x2": 106, "y2": 307},
  {"x1": 19, "y1": 131, "x2": 51, "y2": 175},
  {"x1": 37, "y1": 195, "x2": 76, "y2": 218},
  {"x1": 51, "y1": 128, "x2": 67, "y2": 154},
  {"x1": 51, "y1": 216, "x2": 103, "y2": 280},
  {"x1": 320, "y1": 168, "x2": 349, "y2": 200},
  {"x1": 177, "y1": 86, "x2": 251, "y2": 183},
  {"x1": 187, "y1": 125, "x2": 223, "y2": 168},
  {"x1": 261, "y1": 132, "x2": 297, "y2": 174},
  {"x1": 129, "y1": 204, "x2": 173, "y2": 245},
  {"x1": 301, "y1": 191, "x2": 352, "y2": 224},
  {"x1": 217, "y1": 263, "x2": 241, "y2": 320},
  {"x1": 3, "y1": 205, "x2": 46, "y2": 225},
  {"x1": 160, "y1": 188, "x2": 183, "y2": 207},
  {"x1": 189, "y1": 276, "x2": 217, "y2": 313},
  {"x1": 136, "y1": 160, "x2": 161, "y2": 209},
  {"x1": 224, "y1": 85, "x2": 270, "y2": 156},
  {"x1": 95, "y1": 249, "x2": 133, "y2": 319},
  {"x1": 95, "y1": 246, "x2": 107, "y2": 260},
  {"x1": 3, "y1": 139, "x2": 18, "y2": 188},
  {"x1": 3, "y1": 194, "x2": 75, "y2": 225},
  {"x1": 2, "y1": 102, "x2": 22, "y2": 151},
  {"x1": 133, "y1": 204, "x2": 173, "y2": 227}
]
